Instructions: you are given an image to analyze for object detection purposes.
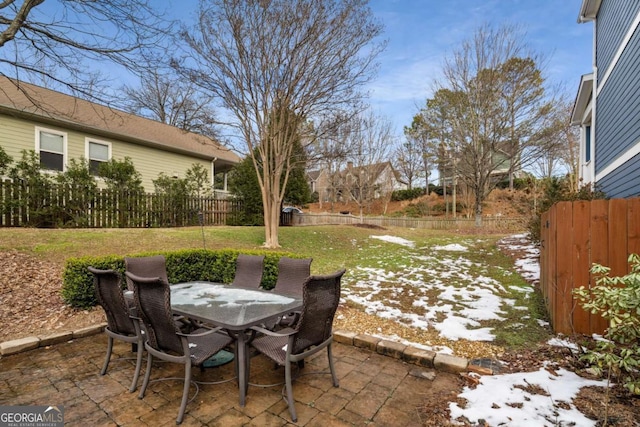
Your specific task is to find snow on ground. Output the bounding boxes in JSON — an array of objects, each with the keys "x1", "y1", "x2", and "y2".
[
  {"x1": 346, "y1": 235, "x2": 525, "y2": 342},
  {"x1": 432, "y1": 243, "x2": 468, "y2": 251},
  {"x1": 450, "y1": 362, "x2": 607, "y2": 426},
  {"x1": 499, "y1": 233, "x2": 541, "y2": 284},
  {"x1": 345, "y1": 232, "x2": 608, "y2": 426},
  {"x1": 369, "y1": 234, "x2": 415, "y2": 247}
]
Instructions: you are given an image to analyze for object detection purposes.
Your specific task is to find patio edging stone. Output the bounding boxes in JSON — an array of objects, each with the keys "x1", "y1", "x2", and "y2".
[
  {"x1": 0, "y1": 323, "x2": 106, "y2": 356},
  {"x1": 0, "y1": 324, "x2": 469, "y2": 373}
]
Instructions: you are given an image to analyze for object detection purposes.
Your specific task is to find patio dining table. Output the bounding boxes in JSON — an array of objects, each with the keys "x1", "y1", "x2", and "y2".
[{"x1": 128, "y1": 281, "x2": 303, "y2": 406}]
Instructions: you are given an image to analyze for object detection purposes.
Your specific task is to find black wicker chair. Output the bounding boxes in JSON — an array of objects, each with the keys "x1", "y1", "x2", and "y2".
[
  {"x1": 249, "y1": 269, "x2": 346, "y2": 422},
  {"x1": 272, "y1": 257, "x2": 312, "y2": 327},
  {"x1": 88, "y1": 267, "x2": 144, "y2": 393},
  {"x1": 274, "y1": 257, "x2": 312, "y2": 296},
  {"x1": 124, "y1": 255, "x2": 169, "y2": 291},
  {"x1": 231, "y1": 254, "x2": 264, "y2": 289},
  {"x1": 125, "y1": 255, "x2": 193, "y2": 330},
  {"x1": 125, "y1": 271, "x2": 234, "y2": 425}
]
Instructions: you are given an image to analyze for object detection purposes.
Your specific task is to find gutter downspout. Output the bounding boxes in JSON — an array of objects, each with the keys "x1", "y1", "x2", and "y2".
[{"x1": 590, "y1": 19, "x2": 597, "y2": 185}]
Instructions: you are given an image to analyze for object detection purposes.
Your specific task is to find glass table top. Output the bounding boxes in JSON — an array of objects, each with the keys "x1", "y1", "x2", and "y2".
[{"x1": 169, "y1": 282, "x2": 302, "y2": 329}]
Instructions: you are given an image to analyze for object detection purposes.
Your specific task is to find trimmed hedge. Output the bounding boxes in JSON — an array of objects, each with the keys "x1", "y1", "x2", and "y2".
[{"x1": 62, "y1": 249, "x2": 301, "y2": 309}]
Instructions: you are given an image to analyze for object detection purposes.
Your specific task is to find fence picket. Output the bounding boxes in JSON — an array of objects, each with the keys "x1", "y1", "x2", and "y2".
[{"x1": 572, "y1": 200, "x2": 591, "y2": 334}]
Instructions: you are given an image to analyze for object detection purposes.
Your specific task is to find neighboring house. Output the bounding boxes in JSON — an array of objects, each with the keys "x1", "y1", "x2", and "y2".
[
  {"x1": 571, "y1": 0, "x2": 640, "y2": 198},
  {"x1": 0, "y1": 77, "x2": 239, "y2": 193},
  {"x1": 308, "y1": 161, "x2": 407, "y2": 203},
  {"x1": 438, "y1": 147, "x2": 518, "y2": 188},
  {"x1": 306, "y1": 169, "x2": 327, "y2": 196}
]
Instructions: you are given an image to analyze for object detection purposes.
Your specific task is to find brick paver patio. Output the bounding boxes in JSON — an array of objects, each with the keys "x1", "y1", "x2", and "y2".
[{"x1": 0, "y1": 332, "x2": 458, "y2": 426}]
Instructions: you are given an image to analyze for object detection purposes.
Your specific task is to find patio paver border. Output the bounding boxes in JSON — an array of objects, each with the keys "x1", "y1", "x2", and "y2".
[{"x1": 0, "y1": 324, "x2": 470, "y2": 373}]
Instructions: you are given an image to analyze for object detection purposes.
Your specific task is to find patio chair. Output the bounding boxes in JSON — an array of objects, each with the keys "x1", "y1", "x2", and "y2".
[
  {"x1": 124, "y1": 255, "x2": 169, "y2": 291},
  {"x1": 274, "y1": 257, "x2": 312, "y2": 296},
  {"x1": 231, "y1": 254, "x2": 264, "y2": 289},
  {"x1": 125, "y1": 255, "x2": 190, "y2": 329},
  {"x1": 272, "y1": 257, "x2": 312, "y2": 328},
  {"x1": 125, "y1": 271, "x2": 234, "y2": 425},
  {"x1": 249, "y1": 268, "x2": 346, "y2": 423},
  {"x1": 88, "y1": 267, "x2": 144, "y2": 393}
]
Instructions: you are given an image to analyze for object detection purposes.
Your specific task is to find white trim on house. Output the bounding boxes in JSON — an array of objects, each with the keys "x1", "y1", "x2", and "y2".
[
  {"x1": 578, "y1": 0, "x2": 602, "y2": 22},
  {"x1": 596, "y1": 8, "x2": 640, "y2": 96},
  {"x1": 35, "y1": 126, "x2": 67, "y2": 172},
  {"x1": 84, "y1": 137, "x2": 112, "y2": 177},
  {"x1": 595, "y1": 138, "x2": 640, "y2": 181},
  {"x1": 571, "y1": 73, "x2": 593, "y2": 125},
  {"x1": 84, "y1": 137, "x2": 112, "y2": 160}
]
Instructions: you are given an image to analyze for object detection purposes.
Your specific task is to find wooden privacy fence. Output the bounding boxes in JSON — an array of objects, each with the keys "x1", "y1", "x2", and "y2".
[
  {"x1": 0, "y1": 179, "x2": 240, "y2": 228},
  {"x1": 293, "y1": 212, "x2": 525, "y2": 231},
  {"x1": 540, "y1": 197, "x2": 640, "y2": 335}
]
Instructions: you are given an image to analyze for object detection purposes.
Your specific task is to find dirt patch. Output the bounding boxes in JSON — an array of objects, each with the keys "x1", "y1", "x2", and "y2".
[
  {"x1": 0, "y1": 251, "x2": 105, "y2": 342},
  {"x1": 305, "y1": 188, "x2": 533, "y2": 218},
  {"x1": 351, "y1": 223, "x2": 386, "y2": 230}
]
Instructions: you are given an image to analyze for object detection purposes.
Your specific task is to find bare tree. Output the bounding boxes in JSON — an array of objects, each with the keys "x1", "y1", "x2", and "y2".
[
  {"x1": 403, "y1": 113, "x2": 440, "y2": 192},
  {"x1": 122, "y1": 72, "x2": 220, "y2": 139},
  {"x1": 340, "y1": 111, "x2": 395, "y2": 217},
  {"x1": 177, "y1": 0, "x2": 385, "y2": 248},
  {"x1": 437, "y1": 24, "x2": 554, "y2": 226},
  {"x1": 399, "y1": 118, "x2": 426, "y2": 190},
  {"x1": 528, "y1": 94, "x2": 579, "y2": 188},
  {"x1": 420, "y1": 89, "x2": 457, "y2": 216},
  {"x1": 0, "y1": 1, "x2": 172, "y2": 100},
  {"x1": 307, "y1": 117, "x2": 353, "y2": 211}
]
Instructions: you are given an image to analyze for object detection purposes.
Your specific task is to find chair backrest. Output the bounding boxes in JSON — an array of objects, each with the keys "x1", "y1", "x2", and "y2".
[
  {"x1": 292, "y1": 269, "x2": 346, "y2": 354},
  {"x1": 89, "y1": 267, "x2": 137, "y2": 337},
  {"x1": 124, "y1": 255, "x2": 169, "y2": 291},
  {"x1": 125, "y1": 271, "x2": 183, "y2": 355},
  {"x1": 274, "y1": 257, "x2": 312, "y2": 297},
  {"x1": 232, "y1": 254, "x2": 265, "y2": 289}
]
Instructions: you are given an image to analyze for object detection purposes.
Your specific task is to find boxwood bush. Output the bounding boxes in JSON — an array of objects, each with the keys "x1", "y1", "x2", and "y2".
[{"x1": 62, "y1": 249, "x2": 301, "y2": 309}]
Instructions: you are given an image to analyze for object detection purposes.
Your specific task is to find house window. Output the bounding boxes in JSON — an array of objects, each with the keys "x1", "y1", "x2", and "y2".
[
  {"x1": 585, "y1": 125, "x2": 591, "y2": 163},
  {"x1": 36, "y1": 128, "x2": 66, "y2": 171},
  {"x1": 86, "y1": 140, "x2": 111, "y2": 175}
]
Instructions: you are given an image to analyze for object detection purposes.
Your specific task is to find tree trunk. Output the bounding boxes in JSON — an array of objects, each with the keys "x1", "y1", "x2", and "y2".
[
  {"x1": 261, "y1": 173, "x2": 281, "y2": 249},
  {"x1": 263, "y1": 201, "x2": 281, "y2": 248},
  {"x1": 474, "y1": 191, "x2": 483, "y2": 227},
  {"x1": 452, "y1": 179, "x2": 457, "y2": 219}
]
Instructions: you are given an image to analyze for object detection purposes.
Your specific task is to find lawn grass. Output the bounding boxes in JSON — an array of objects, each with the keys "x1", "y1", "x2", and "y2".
[{"x1": 0, "y1": 225, "x2": 551, "y2": 352}]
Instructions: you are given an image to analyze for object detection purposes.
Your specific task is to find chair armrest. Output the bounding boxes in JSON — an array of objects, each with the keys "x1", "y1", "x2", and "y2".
[
  {"x1": 177, "y1": 326, "x2": 225, "y2": 338},
  {"x1": 250, "y1": 325, "x2": 296, "y2": 337}
]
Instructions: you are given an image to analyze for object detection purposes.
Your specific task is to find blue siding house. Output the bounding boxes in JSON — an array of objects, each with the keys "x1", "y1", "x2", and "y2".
[{"x1": 571, "y1": 0, "x2": 640, "y2": 198}]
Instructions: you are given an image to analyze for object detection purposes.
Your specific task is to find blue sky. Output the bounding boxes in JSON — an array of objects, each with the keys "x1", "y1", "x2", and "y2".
[
  {"x1": 10, "y1": 0, "x2": 593, "y2": 142},
  {"x1": 159, "y1": 0, "x2": 592, "y2": 139},
  {"x1": 365, "y1": 0, "x2": 593, "y2": 135}
]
